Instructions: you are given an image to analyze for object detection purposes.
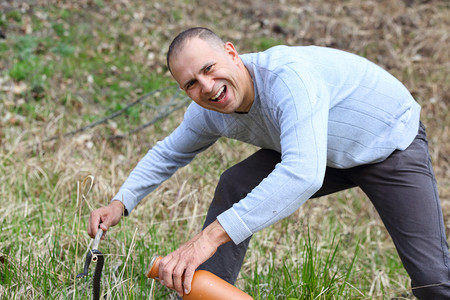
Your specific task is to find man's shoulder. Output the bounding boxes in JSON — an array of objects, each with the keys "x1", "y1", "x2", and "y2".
[
  {"x1": 240, "y1": 45, "x2": 294, "y2": 69},
  {"x1": 241, "y1": 45, "x2": 321, "y2": 80},
  {"x1": 242, "y1": 46, "x2": 316, "y2": 95}
]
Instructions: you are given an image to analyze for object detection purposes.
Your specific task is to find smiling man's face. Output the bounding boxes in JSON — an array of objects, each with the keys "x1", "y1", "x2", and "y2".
[{"x1": 170, "y1": 37, "x2": 254, "y2": 114}]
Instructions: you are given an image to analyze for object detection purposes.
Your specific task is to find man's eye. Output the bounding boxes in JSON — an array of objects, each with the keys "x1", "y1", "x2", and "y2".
[
  {"x1": 186, "y1": 81, "x2": 195, "y2": 89},
  {"x1": 205, "y1": 65, "x2": 212, "y2": 72}
]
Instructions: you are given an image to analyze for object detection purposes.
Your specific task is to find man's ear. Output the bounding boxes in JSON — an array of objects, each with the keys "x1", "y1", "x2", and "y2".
[{"x1": 224, "y1": 42, "x2": 239, "y2": 62}]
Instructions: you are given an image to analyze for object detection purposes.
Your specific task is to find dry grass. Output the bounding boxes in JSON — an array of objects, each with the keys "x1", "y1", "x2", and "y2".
[{"x1": 0, "y1": 0, "x2": 449, "y2": 299}]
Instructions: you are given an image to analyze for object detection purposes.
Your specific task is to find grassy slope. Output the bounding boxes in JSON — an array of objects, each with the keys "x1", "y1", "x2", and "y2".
[{"x1": 0, "y1": 0, "x2": 449, "y2": 299}]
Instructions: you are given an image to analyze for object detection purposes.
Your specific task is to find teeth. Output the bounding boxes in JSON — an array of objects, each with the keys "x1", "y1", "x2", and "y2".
[{"x1": 211, "y1": 86, "x2": 225, "y2": 101}]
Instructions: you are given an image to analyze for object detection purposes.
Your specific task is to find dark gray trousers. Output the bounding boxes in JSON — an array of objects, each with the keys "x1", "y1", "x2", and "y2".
[{"x1": 197, "y1": 123, "x2": 450, "y2": 299}]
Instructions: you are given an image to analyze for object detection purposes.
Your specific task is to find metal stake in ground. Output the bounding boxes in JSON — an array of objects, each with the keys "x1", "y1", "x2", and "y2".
[{"x1": 77, "y1": 229, "x2": 105, "y2": 300}]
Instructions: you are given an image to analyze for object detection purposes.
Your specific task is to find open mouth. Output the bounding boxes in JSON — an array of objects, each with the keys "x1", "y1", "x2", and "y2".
[{"x1": 210, "y1": 85, "x2": 226, "y2": 102}]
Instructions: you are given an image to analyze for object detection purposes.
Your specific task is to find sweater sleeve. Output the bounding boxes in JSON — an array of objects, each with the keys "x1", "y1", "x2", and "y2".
[
  {"x1": 112, "y1": 108, "x2": 219, "y2": 214},
  {"x1": 217, "y1": 65, "x2": 330, "y2": 244}
]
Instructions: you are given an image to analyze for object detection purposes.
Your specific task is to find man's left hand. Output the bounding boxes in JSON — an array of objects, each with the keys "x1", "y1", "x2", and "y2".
[{"x1": 157, "y1": 220, "x2": 231, "y2": 297}]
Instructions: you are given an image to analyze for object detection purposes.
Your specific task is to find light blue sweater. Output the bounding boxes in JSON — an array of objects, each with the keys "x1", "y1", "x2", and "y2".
[{"x1": 113, "y1": 46, "x2": 420, "y2": 244}]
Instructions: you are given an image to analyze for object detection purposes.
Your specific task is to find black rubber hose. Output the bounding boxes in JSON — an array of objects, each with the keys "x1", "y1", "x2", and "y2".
[
  {"x1": 91, "y1": 250, "x2": 104, "y2": 300},
  {"x1": 77, "y1": 249, "x2": 104, "y2": 300}
]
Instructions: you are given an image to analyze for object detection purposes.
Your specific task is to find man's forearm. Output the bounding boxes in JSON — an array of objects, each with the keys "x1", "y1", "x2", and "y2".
[{"x1": 202, "y1": 220, "x2": 232, "y2": 247}]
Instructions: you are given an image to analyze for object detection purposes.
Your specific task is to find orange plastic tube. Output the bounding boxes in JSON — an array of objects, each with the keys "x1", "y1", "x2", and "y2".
[{"x1": 146, "y1": 255, "x2": 253, "y2": 300}]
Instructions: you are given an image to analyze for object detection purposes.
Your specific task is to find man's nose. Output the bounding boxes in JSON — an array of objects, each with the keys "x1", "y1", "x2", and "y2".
[{"x1": 199, "y1": 77, "x2": 214, "y2": 94}]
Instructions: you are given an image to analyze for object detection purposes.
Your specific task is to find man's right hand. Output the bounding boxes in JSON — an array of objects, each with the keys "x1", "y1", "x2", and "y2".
[{"x1": 88, "y1": 200, "x2": 125, "y2": 238}]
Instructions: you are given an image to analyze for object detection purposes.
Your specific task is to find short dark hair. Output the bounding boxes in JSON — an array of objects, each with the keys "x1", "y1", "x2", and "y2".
[{"x1": 166, "y1": 27, "x2": 224, "y2": 74}]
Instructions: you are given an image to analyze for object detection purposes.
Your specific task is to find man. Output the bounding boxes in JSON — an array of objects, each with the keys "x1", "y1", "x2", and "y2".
[{"x1": 88, "y1": 27, "x2": 450, "y2": 298}]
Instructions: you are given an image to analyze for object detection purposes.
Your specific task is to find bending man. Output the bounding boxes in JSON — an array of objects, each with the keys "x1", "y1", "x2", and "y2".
[{"x1": 88, "y1": 27, "x2": 450, "y2": 299}]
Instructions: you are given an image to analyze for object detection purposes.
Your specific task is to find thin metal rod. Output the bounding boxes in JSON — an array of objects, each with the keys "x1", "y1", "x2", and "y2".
[{"x1": 92, "y1": 229, "x2": 104, "y2": 250}]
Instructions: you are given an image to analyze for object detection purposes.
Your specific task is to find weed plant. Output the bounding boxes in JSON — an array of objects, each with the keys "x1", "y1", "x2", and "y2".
[{"x1": 248, "y1": 230, "x2": 360, "y2": 299}]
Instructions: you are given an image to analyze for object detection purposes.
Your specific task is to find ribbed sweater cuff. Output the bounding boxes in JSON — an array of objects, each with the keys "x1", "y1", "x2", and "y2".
[{"x1": 217, "y1": 208, "x2": 252, "y2": 245}]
